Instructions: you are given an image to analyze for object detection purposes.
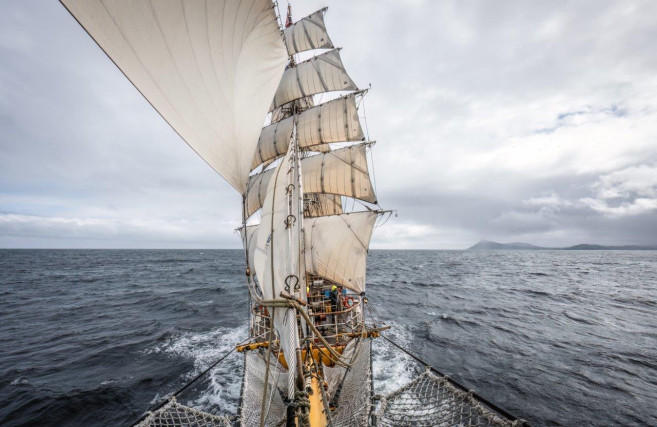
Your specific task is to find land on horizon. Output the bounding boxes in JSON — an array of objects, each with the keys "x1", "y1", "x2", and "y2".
[{"x1": 467, "y1": 240, "x2": 657, "y2": 251}]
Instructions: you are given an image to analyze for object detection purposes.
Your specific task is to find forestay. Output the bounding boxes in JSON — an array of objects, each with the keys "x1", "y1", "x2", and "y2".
[
  {"x1": 245, "y1": 143, "x2": 377, "y2": 218},
  {"x1": 61, "y1": 0, "x2": 287, "y2": 193},
  {"x1": 283, "y1": 8, "x2": 334, "y2": 55},
  {"x1": 304, "y1": 211, "x2": 378, "y2": 294},
  {"x1": 252, "y1": 93, "x2": 364, "y2": 170},
  {"x1": 270, "y1": 49, "x2": 358, "y2": 111}
]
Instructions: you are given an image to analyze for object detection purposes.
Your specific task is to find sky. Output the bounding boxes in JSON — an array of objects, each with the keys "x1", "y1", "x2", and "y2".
[{"x1": 1, "y1": 0, "x2": 656, "y2": 249}]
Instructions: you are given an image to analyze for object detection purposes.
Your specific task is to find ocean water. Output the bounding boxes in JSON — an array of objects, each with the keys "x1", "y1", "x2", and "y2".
[{"x1": 0, "y1": 249, "x2": 655, "y2": 426}]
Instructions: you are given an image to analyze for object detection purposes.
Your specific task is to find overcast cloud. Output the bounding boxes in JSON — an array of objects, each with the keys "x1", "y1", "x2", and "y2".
[{"x1": 1, "y1": 0, "x2": 656, "y2": 249}]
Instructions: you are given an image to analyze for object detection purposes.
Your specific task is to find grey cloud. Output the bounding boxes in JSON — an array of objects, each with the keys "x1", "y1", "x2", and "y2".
[{"x1": 1, "y1": 1, "x2": 657, "y2": 249}]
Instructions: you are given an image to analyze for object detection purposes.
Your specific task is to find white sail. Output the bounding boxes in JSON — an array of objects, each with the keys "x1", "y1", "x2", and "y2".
[
  {"x1": 305, "y1": 193, "x2": 343, "y2": 217},
  {"x1": 245, "y1": 168, "x2": 275, "y2": 218},
  {"x1": 254, "y1": 118, "x2": 295, "y2": 171},
  {"x1": 301, "y1": 143, "x2": 377, "y2": 203},
  {"x1": 304, "y1": 211, "x2": 378, "y2": 294},
  {"x1": 61, "y1": 0, "x2": 287, "y2": 193},
  {"x1": 240, "y1": 225, "x2": 259, "y2": 286},
  {"x1": 270, "y1": 49, "x2": 358, "y2": 111},
  {"x1": 252, "y1": 144, "x2": 302, "y2": 398},
  {"x1": 284, "y1": 8, "x2": 333, "y2": 55},
  {"x1": 253, "y1": 93, "x2": 364, "y2": 169},
  {"x1": 245, "y1": 143, "x2": 377, "y2": 218}
]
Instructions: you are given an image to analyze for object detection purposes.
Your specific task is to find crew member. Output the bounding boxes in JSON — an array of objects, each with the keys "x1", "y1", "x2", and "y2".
[{"x1": 330, "y1": 285, "x2": 339, "y2": 313}]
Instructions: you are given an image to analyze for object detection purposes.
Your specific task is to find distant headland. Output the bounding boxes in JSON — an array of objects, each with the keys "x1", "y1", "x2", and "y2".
[{"x1": 467, "y1": 240, "x2": 657, "y2": 251}]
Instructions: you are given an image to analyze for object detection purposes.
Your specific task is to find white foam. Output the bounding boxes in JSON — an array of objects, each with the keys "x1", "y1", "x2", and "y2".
[
  {"x1": 372, "y1": 322, "x2": 416, "y2": 396},
  {"x1": 11, "y1": 377, "x2": 28, "y2": 386},
  {"x1": 146, "y1": 324, "x2": 248, "y2": 413},
  {"x1": 146, "y1": 322, "x2": 418, "y2": 413}
]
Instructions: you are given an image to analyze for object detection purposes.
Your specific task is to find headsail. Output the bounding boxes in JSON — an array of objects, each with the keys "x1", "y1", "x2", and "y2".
[
  {"x1": 251, "y1": 142, "x2": 303, "y2": 400},
  {"x1": 61, "y1": 0, "x2": 288, "y2": 193}
]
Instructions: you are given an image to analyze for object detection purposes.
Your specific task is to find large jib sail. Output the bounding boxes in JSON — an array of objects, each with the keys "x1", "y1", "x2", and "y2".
[{"x1": 60, "y1": 0, "x2": 288, "y2": 193}]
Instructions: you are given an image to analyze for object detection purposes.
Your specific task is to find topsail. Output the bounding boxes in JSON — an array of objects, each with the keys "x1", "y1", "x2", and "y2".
[
  {"x1": 270, "y1": 49, "x2": 358, "y2": 111},
  {"x1": 252, "y1": 92, "x2": 365, "y2": 170}
]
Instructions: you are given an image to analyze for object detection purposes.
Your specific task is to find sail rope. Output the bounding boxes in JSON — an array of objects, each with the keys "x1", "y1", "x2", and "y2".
[
  {"x1": 259, "y1": 298, "x2": 366, "y2": 368},
  {"x1": 359, "y1": 88, "x2": 379, "y2": 200}
]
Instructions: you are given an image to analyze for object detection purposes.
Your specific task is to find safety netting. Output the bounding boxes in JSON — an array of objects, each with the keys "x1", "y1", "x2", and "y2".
[
  {"x1": 373, "y1": 368, "x2": 518, "y2": 427},
  {"x1": 135, "y1": 337, "x2": 524, "y2": 427},
  {"x1": 135, "y1": 397, "x2": 232, "y2": 427},
  {"x1": 237, "y1": 339, "x2": 372, "y2": 427}
]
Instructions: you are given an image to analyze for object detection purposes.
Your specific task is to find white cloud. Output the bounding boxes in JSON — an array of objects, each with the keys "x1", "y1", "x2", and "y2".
[
  {"x1": 0, "y1": 213, "x2": 240, "y2": 248},
  {"x1": 592, "y1": 164, "x2": 657, "y2": 199},
  {"x1": 580, "y1": 197, "x2": 657, "y2": 217}
]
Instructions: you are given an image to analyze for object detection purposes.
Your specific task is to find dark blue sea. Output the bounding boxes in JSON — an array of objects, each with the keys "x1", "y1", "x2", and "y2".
[{"x1": 0, "y1": 250, "x2": 655, "y2": 426}]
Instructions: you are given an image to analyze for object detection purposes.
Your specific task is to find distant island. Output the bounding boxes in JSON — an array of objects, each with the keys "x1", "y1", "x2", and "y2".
[{"x1": 467, "y1": 240, "x2": 657, "y2": 251}]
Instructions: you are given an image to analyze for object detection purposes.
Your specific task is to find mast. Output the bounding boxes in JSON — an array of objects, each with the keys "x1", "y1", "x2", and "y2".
[{"x1": 286, "y1": 12, "x2": 310, "y2": 424}]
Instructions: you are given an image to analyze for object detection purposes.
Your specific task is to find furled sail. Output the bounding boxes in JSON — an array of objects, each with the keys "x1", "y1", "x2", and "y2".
[
  {"x1": 245, "y1": 143, "x2": 377, "y2": 218},
  {"x1": 61, "y1": 0, "x2": 288, "y2": 193},
  {"x1": 252, "y1": 93, "x2": 364, "y2": 170},
  {"x1": 270, "y1": 49, "x2": 358, "y2": 111},
  {"x1": 304, "y1": 211, "x2": 378, "y2": 294},
  {"x1": 283, "y1": 8, "x2": 333, "y2": 55}
]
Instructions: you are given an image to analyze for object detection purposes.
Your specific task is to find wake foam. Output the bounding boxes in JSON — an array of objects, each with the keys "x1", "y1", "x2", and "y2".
[
  {"x1": 146, "y1": 324, "x2": 248, "y2": 414},
  {"x1": 372, "y1": 323, "x2": 416, "y2": 395}
]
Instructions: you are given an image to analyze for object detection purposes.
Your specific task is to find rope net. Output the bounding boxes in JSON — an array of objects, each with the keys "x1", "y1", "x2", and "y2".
[
  {"x1": 136, "y1": 337, "x2": 522, "y2": 427},
  {"x1": 135, "y1": 397, "x2": 232, "y2": 427},
  {"x1": 321, "y1": 339, "x2": 372, "y2": 426},
  {"x1": 374, "y1": 369, "x2": 517, "y2": 427}
]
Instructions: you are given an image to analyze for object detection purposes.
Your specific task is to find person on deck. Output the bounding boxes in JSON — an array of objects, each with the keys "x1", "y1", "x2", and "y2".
[
  {"x1": 330, "y1": 285, "x2": 339, "y2": 312},
  {"x1": 329, "y1": 285, "x2": 339, "y2": 326}
]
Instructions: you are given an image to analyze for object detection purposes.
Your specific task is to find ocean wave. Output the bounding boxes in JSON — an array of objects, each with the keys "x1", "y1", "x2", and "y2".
[
  {"x1": 371, "y1": 322, "x2": 416, "y2": 396},
  {"x1": 143, "y1": 324, "x2": 247, "y2": 414}
]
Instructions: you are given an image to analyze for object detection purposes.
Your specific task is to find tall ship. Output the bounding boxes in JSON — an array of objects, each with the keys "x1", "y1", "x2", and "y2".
[{"x1": 59, "y1": 1, "x2": 526, "y2": 426}]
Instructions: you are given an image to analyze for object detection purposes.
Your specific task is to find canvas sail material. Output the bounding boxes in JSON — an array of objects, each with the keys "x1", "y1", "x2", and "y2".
[
  {"x1": 252, "y1": 93, "x2": 364, "y2": 170},
  {"x1": 240, "y1": 224, "x2": 261, "y2": 295},
  {"x1": 61, "y1": 0, "x2": 288, "y2": 193},
  {"x1": 245, "y1": 143, "x2": 377, "y2": 218},
  {"x1": 304, "y1": 211, "x2": 378, "y2": 294},
  {"x1": 270, "y1": 49, "x2": 358, "y2": 111},
  {"x1": 251, "y1": 144, "x2": 301, "y2": 398},
  {"x1": 305, "y1": 193, "x2": 343, "y2": 217},
  {"x1": 301, "y1": 142, "x2": 377, "y2": 203},
  {"x1": 283, "y1": 8, "x2": 333, "y2": 55}
]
